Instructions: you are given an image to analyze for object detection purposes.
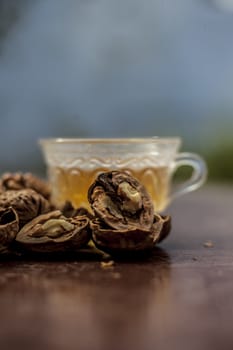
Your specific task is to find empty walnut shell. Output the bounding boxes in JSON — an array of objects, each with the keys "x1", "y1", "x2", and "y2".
[
  {"x1": 91, "y1": 213, "x2": 171, "y2": 253},
  {"x1": 0, "y1": 189, "x2": 51, "y2": 228},
  {"x1": 0, "y1": 172, "x2": 51, "y2": 199},
  {"x1": 0, "y1": 206, "x2": 19, "y2": 253},
  {"x1": 15, "y1": 210, "x2": 91, "y2": 253},
  {"x1": 88, "y1": 171, "x2": 154, "y2": 231}
]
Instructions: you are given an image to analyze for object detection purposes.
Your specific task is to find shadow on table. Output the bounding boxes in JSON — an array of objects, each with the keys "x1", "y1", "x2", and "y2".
[{"x1": 0, "y1": 244, "x2": 171, "y2": 262}]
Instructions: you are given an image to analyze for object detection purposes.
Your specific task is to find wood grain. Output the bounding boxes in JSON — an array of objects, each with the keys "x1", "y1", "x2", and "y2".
[{"x1": 0, "y1": 185, "x2": 232, "y2": 350}]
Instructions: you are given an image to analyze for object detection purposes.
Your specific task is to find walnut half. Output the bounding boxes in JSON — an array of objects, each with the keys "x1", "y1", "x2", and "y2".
[
  {"x1": 88, "y1": 171, "x2": 171, "y2": 254},
  {"x1": 15, "y1": 210, "x2": 91, "y2": 253},
  {"x1": 91, "y1": 213, "x2": 171, "y2": 253},
  {"x1": 88, "y1": 171, "x2": 154, "y2": 231},
  {"x1": 0, "y1": 206, "x2": 19, "y2": 253}
]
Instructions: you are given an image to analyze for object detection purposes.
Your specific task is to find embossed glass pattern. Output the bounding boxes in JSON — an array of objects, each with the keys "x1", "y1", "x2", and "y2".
[{"x1": 39, "y1": 138, "x2": 207, "y2": 211}]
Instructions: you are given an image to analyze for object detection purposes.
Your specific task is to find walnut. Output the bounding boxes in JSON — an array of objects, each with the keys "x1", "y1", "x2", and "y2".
[
  {"x1": 15, "y1": 210, "x2": 91, "y2": 253},
  {"x1": 0, "y1": 172, "x2": 50, "y2": 199},
  {"x1": 156, "y1": 215, "x2": 171, "y2": 243},
  {"x1": 88, "y1": 171, "x2": 154, "y2": 231},
  {"x1": 88, "y1": 171, "x2": 171, "y2": 253},
  {"x1": 91, "y1": 213, "x2": 171, "y2": 253},
  {"x1": 0, "y1": 189, "x2": 51, "y2": 228},
  {"x1": 0, "y1": 207, "x2": 19, "y2": 253}
]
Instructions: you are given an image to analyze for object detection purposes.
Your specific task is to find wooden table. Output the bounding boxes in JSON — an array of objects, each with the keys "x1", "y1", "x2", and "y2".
[{"x1": 0, "y1": 185, "x2": 232, "y2": 350}]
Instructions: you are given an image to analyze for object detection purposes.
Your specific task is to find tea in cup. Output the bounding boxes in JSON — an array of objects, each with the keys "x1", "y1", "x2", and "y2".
[{"x1": 39, "y1": 138, "x2": 207, "y2": 212}]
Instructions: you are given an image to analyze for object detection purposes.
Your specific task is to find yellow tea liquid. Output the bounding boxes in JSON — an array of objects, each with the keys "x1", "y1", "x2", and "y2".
[{"x1": 49, "y1": 166, "x2": 171, "y2": 212}]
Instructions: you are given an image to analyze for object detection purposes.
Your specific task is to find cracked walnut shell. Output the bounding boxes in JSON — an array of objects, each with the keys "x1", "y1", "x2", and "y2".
[
  {"x1": 88, "y1": 171, "x2": 154, "y2": 231},
  {"x1": 15, "y1": 210, "x2": 91, "y2": 253},
  {"x1": 0, "y1": 172, "x2": 50, "y2": 199},
  {"x1": 88, "y1": 171, "x2": 171, "y2": 253},
  {"x1": 0, "y1": 189, "x2": 51, "y2": 228},
  {"x1": 91, "y1": 213, "x2": 171, "y2": 253},
  {"x1": 0, "y1": 206, "x2": 19, "y2": 253}
]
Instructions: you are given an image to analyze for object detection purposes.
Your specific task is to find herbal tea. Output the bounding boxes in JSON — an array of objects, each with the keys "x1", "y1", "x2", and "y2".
[
  {"x1": 49, "y1": 166, "x2": 171, "y2": 212},
  {"x1": 40, "y1": 138, "x2": 207, "y2": 211}
]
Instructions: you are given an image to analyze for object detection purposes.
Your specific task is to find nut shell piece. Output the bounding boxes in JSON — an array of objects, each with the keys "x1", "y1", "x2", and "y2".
[
  {"x1": 16, "y1": 210, "x2": 91, "y2": 253},
  {"x1": 91, "y1": 213, "x2": 171, "y2": 253},
  {"x1": 0, "y1": 172, "x2": 50, "y2": 199},
  {"x1": 88, "y1": 171, "x2": 171, "y2": 254},
  {"x1": 0, "y1": 189, "x2": 51, "y2": 228},
  {"x1": 88, "y1": 171, "x2": 154, "y2": 231},
  {"x1": 0, "y1": 206, "x2": 19, "y2": 252}
]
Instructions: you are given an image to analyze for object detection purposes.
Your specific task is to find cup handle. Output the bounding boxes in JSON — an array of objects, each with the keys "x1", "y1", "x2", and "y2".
[{"x1": 170, "y1": 152, "x2": 207, "y2": 202}]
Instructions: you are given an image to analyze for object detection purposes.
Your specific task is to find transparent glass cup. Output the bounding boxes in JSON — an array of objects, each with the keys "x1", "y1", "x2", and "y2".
[{"x1": 39, "y1": 138, "x2": 207, "y2": 212}]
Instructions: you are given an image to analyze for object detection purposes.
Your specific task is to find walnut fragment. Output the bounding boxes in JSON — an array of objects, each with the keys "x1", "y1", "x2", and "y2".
[
  {"x1": 0, "y1": 189, "x2": 51, "y2": 228},
  {"x1": 156, "y1": 214, "x2": 171, "y2": 243},
  {"x1": 15, "y1": 210, "x2": 91, "y2": 253},
  {"x1": 91, "y1": 213, "x2": 171, "y2": 253},
  {"x1": 0, "y1": 172, "x2": 50, "y2": 199},
  {"x1": 88, "y1": 171, "x2": 171, "y2": 253},
  {"x1": 88, "y1": 171, "x2": 154, "y2": 231},
  {"x1": 0, "y1": 207, "x2": 19, "y2": 253},
  {"x1": 203, "y1": 240, "x2": 214, "y2": 248}
]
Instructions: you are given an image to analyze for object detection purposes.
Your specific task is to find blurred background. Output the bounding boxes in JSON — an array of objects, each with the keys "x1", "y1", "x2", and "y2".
[{"x1": 0, "y1": 0, "x2": 233, "y2": 181}]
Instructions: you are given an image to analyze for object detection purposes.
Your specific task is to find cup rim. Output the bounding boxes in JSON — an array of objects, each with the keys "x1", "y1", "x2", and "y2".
[{"x1": 39, "y1": 137, "x2": 181, "y2": 146}]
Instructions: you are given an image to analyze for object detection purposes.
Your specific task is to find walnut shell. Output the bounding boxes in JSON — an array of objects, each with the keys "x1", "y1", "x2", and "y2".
[
  {"x1": 0, "y1": 206, "x2": 19, "y2": 253},
  {"x1": 88, "y1": 171, "x2": 154, "y2": 231},
  {"x1": 156, "y1": 215, "x2": 171, "y2": 243},
  {"x1": 0, "y1": 172, "x2": 50, "y2": 199},
  {"x1": 91, "y1": 213, "x2": 171, "y2": 253},
  {"x1": 0, "y1": 189, "x2": 51, "y2": 228},
  {"x1": 15, "y1": 210, "x2": 91, "y2": 253}
]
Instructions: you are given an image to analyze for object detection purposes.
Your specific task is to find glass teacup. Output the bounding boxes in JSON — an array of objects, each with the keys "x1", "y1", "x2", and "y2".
[{"x1": 39, "y1": 137, "x2": 207, "y2": 212}]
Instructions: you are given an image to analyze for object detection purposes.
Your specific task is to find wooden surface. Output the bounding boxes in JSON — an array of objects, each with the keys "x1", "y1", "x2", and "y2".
[{"x1": 0, "y1": 185, "x2": 233, "y2": 350}]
